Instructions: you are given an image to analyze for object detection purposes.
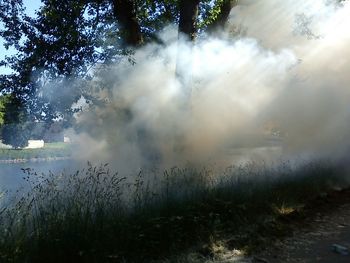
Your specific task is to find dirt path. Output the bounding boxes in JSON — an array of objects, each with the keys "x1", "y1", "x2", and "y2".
[
  {"x1": 207, "y1": 189, "x2": 350, "y2": 263},
  {"x1": 256, "y1": 203, "x2": 350, "y2": 262},
  {"x1": 252, "y1": 189, "x2": 350, "y2": 263}
]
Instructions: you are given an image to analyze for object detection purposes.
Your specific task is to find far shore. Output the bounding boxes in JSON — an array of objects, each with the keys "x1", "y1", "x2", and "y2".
[{"x1": 0, "y1": 156, "x2": 71, "y2": 164}]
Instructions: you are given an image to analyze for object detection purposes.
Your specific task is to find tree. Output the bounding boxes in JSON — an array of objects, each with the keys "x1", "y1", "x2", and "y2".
[
  {"x1": 0, "y1": 94, "x2": 11, "y2": 139},
  {"x1": 0, "y1": 94, "x2": 11, "y2": 126},
  {"x1": 0, "y1": 93, "x2": 29, "y2": 148},
  {"x1": 178, "y1": 0, "x2": 200, "y2": 41},
  {"x1": 176, "y1": 0, "x2": 202, "y2": 104},
  {"x1": 112, "y1": 0, "x2": 143, "y2": 46},
  {"x1": 2, "y1": 123, "x2": 30, "y2": 149},
  {"x1": 206, "y1": 0, "x2": 238, "y2": 34},
  {"x1": 0, "y1": 0, "x2": 237, "y2": 123}
]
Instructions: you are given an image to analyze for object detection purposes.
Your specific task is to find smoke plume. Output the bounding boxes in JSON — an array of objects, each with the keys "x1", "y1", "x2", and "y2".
[{"x1": 68, "y1": 0, "x2": 350, "y2": 171}]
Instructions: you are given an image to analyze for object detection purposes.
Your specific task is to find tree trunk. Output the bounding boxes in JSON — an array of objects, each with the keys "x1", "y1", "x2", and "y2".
[
  {"x1": 178, "y1": 0, "x2": 200, "y2": 41},
  {"x1": 112, "y1": 0, "x2": 143, "y2": 46},
  {"x1": 176, "y1": 0, "x2": 200, "y2": 105}
]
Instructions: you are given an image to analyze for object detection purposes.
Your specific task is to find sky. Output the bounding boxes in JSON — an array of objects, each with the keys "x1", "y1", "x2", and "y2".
[{"x1": 0, "y1": 0, "x2": 42, "y2": 74}]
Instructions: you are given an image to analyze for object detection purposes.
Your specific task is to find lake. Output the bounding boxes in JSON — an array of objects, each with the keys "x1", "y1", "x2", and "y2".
[
  {"x1": 0, "y1": 159, "x2": 76, "y2": 194},
  {"x1": 0, "y1": 144, "x2": 284, "y2": 199}
]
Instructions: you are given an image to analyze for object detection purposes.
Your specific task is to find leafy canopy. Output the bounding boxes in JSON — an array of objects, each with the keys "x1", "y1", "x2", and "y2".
[{"x1": 0, "y1": 0, "x2": 235, "y2": 124}]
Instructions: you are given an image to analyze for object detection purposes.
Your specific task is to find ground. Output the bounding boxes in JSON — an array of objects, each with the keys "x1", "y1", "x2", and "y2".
[
  {"x1": 214, "y1": 189, "x2": 350, "y2": 263},
  {"x1": 255, "y1": 190, "x2": 350, "y2": 263}
]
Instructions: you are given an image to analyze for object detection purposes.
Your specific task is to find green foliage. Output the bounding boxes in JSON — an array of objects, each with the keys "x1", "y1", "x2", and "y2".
[
  {"x1": 0, "y1": 93, "x2": 29, "y2": 148},
  {"x1": 0, "y1": 94, "x2": 11, "y2": 127},
  {"x1": 1, "y1": 0, "x2": 116, "y2": 122},
  {"x1": 199, "y1": 0, "x2": 226, "y2": 28},
  {"x1": 1, "y1": 123, "x2": 29, "y2": 149},
  {"x1": 1, "y1": 94, "x2": 26, "y2": 124},
  {"x1": 0, "y1": 0, "x2": 235, "y2": 124}
]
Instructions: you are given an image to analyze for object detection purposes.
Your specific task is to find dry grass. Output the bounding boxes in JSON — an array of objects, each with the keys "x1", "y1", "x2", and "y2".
[{"x1": 0, "y1": 159, "x2": 347, "y2": 262}]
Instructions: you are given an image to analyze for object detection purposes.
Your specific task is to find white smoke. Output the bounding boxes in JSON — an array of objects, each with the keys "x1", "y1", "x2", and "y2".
[{"x1": 68, "y1": 0, "x2": 350, "y2": 171}]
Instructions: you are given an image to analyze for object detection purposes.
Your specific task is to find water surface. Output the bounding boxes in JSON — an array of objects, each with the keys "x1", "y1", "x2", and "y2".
[{"x1": 0, "y1": 160, "x2": 75, "y2": 193}]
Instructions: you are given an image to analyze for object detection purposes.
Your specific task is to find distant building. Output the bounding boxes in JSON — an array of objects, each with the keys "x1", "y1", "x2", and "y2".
[
  {"x1": 25, "y1": 140, "x2": 45, "y2": 149},
  {"x1": 0, "y1": 139, "x2": 45, "y2": 149}
]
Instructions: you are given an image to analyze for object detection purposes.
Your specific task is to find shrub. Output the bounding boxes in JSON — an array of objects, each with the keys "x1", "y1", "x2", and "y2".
[{"x1": 2, "y1": 123, "x2": 30, "y2": 149}]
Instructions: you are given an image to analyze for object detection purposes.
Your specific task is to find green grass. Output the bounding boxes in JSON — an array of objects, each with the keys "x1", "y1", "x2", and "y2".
[
  {"x1": 0, "y1": 142, "x2": 71, "y2": 160},
  {"x1": 0, "y1": 160, "x2": 348, "y2": 262}
]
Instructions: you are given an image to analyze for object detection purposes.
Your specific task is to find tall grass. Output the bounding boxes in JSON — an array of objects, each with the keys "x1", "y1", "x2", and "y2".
[{"x1": 0, "y1": 159, "x2": 347, "y2": 262}]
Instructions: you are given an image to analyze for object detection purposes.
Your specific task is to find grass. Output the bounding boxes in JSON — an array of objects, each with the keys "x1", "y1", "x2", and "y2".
[
  {"x1": 0, "y1": 142, "x2": 71, "y2": 160},
  {"x1": 0, "y1": 159, "x2": 348, "y2": 262}
]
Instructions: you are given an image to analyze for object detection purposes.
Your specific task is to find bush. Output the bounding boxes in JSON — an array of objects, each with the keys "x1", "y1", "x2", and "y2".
[
  {"x1": 0, "y1": 94, "x2": 29, "y2": 149},
  {"x1": 1, "y1": 123, "x2": 30, "y2": 149}
]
